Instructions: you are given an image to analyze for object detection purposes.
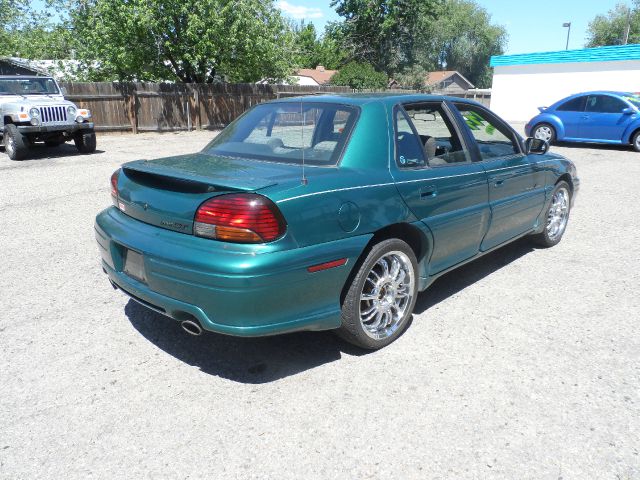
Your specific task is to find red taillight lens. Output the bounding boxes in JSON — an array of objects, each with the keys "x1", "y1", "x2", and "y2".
[
  {"x1": 110, "y1": 169, "x2": 119, "y2": 204},
  {"x1": 194, "y1": 193, "x2": 286, "y2": 243}
]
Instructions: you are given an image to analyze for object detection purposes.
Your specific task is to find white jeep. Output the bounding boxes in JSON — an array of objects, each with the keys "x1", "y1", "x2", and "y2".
[{"x1": 0, "y1": 75, "x2": 96, "y2": 160}]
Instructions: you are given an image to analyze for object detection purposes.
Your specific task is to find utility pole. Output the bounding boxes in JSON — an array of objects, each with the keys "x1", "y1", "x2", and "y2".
[{"x1": 563, "y1": 22, "x2": 572, "y2": 50}]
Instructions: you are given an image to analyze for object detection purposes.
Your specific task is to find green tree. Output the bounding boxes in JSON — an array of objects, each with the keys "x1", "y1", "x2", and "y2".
[
  {"x1": 0, "y1": 0, "x2": 29, "y2": 56},
  {"x1": 69, "y1": 0, "x2": 295, "y2": 83},
  {"x1": 586, "y1": 1, "x2": 640, "y2": 47},
  {"x1": 330, "y1": 61, "x2": 387, "y2": 89},
  {"x1": 418, "y1": 0, "x2": 506, "y2": 88},
  {"x1": 394, "y1": 65, "x2": 430, "y2": 91},
  {"x1": 330, "y1": 0, "x2": 442, "y2": 75},
  {"x1": 291, "y1": 21, "x2": 346, "y2": 70}
]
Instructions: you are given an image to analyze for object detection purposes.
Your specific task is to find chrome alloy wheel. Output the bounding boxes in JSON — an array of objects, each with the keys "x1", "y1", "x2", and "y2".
[
  {"x1": 546, "y1": 187, "x2": 570, "y2": 241},
  {"x1": 359, "y1": 251, "x2": 415, "y2": 340},
  {"x1": 534, "y1": 125, "x2": 553, "y2": 142},
  {"x1": 635, "y1": 134, "x2": 640, "y2": 151}
]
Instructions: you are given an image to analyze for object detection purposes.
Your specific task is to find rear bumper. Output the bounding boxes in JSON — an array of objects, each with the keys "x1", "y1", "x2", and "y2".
[
  {"x1": 17, "y1": 122, "x2": 94, "y2": 134},
  {"x1": 95, "y1": 207, "x2": 371, "y2": 337}
]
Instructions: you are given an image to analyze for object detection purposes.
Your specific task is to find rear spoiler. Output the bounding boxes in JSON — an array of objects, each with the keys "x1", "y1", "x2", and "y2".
[{"x1": 538, "y1": 106, "x2": 548, "y2": 113}]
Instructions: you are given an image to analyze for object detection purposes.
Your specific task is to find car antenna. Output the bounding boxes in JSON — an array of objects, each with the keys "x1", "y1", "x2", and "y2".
[{"x1": 300, "y1": 100, "x2": 308, "y2": 185}]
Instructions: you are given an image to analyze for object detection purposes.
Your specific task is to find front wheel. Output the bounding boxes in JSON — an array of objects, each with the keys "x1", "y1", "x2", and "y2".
[
  {"x1": 532, "y1": 123, "x2": 556, "y2": 144},
  {"x1": 3, "y1": 124, "x2": 29, "y2": 160},
  {"x1": 337, "y1": 239, "x2": 418, "y2": 350},
  {"x1": 632, "y1": 131, "x2": 640, "y2": 152},
  {"x1": 74, "y1": 130, "x2": 96, "y2": 153},
  {"x1": 531, "y1": 181, "x2": 571, "y2": 248}
]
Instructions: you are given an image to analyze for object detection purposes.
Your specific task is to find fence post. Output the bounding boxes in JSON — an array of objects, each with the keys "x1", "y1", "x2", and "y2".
[
  {"x1": 194, "y1": 86, "x2": 202, "y2": 130},
  {"x1": 129, "y1": 85, "x2": 138, "y2": 134}
]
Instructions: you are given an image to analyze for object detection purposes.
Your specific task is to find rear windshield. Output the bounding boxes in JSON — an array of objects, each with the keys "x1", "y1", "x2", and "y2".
[
  {"x1": 203, "y1": 102, "x2": 358, "y2": 166},
  {"x1": 0, "y1": 77, "x2": 60, "y2": 95}
]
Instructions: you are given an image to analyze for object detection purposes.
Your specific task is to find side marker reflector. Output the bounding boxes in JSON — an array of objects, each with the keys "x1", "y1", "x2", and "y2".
[{"x1": 307, "y1": 258, "x2": 348, "y2": 273}]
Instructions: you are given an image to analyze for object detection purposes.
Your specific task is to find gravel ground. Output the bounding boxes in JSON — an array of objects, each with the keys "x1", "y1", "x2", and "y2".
[{"x1": 1, "y1": 127, "x2": 639, "y2": 479}]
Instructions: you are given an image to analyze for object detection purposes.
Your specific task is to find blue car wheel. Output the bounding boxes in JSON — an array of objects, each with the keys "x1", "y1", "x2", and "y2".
[
  {"x1": 532, "y1": 123, "x2": 556, "y2": 144},
  {"x1": 633, "y1": 131, "x2": 640, "y2": 152}
]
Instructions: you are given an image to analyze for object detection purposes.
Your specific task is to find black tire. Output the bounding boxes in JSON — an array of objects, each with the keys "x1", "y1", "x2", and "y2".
[
  {"x1": 632, "y1": 130, "x2": 640, "y2": 152},
  {"x1": 74, "y1": 130, "x2": 97, "y2": 153},
  {"x1": 3, "y1": 124, "x2": 29, "y2": 160},
  {"x1": 531, "y1": 181, "x2": 572, "y2": 248},
  {"x1": 532, "y1": 123, "x2": 556, "y2": 144},
  {"x1": 337, "y1": 238, "x2": 418, "y2": 350}
]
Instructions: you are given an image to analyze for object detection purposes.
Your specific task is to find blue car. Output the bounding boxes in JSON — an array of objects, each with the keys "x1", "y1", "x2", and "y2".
[{"x1": 525, "y1": 91, "x2": 640, "y2": 152}]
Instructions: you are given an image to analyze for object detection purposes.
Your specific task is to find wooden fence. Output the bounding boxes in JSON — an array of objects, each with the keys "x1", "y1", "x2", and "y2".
[{"x1": 59, "y1": 82, "x2": 491, "y2": 133}]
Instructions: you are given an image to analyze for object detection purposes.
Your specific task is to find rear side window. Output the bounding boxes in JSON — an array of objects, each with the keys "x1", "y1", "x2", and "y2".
[
  {"x1": 395, "y1": 109, "x2": 426, "y2": 167},
  {"x1": 402, "y1": 103, "x2": 469, "y2": 166},
  {"x1": 557, "y1": 96, "x2": 587, "y2": 112},
  {"x1": 586, "y1": 95, "x2": 627, "y2": 114}
]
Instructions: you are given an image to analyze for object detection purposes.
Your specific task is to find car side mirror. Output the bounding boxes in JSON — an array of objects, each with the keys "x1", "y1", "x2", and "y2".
[
  {"x1": 622, "y1": 107, "x2": 634, "y2": 115},
  {"x1": 525, "y1": 137, "x2": 549, "y2": 155}
]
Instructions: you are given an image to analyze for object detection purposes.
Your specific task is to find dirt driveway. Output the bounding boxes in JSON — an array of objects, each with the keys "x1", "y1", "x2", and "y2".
[{"x1": 1, "y1": 130, "x2": 638, "y2": 479}]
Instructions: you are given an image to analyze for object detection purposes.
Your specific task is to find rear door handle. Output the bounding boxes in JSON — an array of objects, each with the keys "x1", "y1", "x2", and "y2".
[
  {"x1": 494, "y1": 179, "x2": 505, "y2": 188},
  {"x1": 420, "y1": 186, "x2": 437, "y2": 199}
]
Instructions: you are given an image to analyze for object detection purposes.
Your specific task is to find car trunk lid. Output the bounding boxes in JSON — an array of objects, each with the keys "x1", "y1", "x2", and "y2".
[{"x1": 116, "y1": 153, "x2": 297, "y2": 234}]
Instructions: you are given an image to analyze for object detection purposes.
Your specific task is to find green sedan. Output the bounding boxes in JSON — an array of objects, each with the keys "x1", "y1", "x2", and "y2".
[{"x1": 95, "y1": 94, "x2": 579, "y2": 350}]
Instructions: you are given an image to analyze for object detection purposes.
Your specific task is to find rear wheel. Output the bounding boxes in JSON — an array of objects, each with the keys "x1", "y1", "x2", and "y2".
[
  {"x1": 74, "y1": 130, "x2": 96, "y2": 153},
  {"x1": 532, "y1": 123, "x2": 556, "y2": 144},
  {"x1": 531, "y1": 181, "x2": 571, "y2": 248},
  {"x1": 337, "y1": 239, "x2": 418, "y2": 350},
  {"x1": 3, "y1": 124, "x2": 29, "y2": 160}
]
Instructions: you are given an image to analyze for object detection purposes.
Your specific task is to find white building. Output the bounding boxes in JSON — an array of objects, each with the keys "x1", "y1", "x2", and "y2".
[{"x1": 490, "y1": 44, "x2": 640, "y2": 121}]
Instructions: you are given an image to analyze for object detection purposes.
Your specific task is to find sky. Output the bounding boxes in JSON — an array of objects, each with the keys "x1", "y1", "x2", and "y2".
[{"x1": 276, "y1": 0, "x2": 627, "y2": 55}]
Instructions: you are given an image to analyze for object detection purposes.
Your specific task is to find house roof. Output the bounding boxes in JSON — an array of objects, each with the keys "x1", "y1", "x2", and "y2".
[
  {"x1": 0, "y1": 57, "x2": 49, "y2": 75},
  {"x1": 295, "y1": 66, "x2": 337, "y2": 85},
  {"x1": 490, "y1": 44, "x2": 640, "y2": 67},
  {"x1": 425, "y1": 70, "x2": 474, "y2": 89}
]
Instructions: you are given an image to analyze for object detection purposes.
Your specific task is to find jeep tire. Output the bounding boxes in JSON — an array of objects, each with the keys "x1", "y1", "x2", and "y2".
[
  {"x1": 74, "y1": 130, "x2": 97, "y2": 154},
  {"x1": 3, "y1": 124, "x2": 29, "y2": 160}
]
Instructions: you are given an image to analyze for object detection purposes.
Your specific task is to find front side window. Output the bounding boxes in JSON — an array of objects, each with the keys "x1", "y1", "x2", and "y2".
[
  {"x1": 454, "y1": 103, "x2": 520, "y2": 160},
  {"x1": 586, "y1": 95, "x2": 627, "y2": 114},
  {"x1": 557, "y1": 96, "x2": 587, "y2": 112},
  {"x1": 622, "y1": 94, "x2": 640, "y2": 109},
  {"x1": 204, "y1": 102, "x2": 358, "y2": 166}
]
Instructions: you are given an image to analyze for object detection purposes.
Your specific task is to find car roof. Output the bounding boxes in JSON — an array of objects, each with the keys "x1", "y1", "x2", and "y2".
[{"x1": 271, "y1": 93, "x2": 484, "y2": 108}]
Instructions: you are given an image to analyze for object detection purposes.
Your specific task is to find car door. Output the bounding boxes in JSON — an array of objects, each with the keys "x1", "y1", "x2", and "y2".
[
  {"x1": 452, "y1": 102, "x2": 546, "y2": 251},
  {"x1": 580, "y1": 94, "x2": 635, "y2": 141},
  {"x1": 554, "y1": 95, "x2": 587, "y2": 139},
  {"x1": 389, "y1": 102, "x2": 490, "y2": 275}
]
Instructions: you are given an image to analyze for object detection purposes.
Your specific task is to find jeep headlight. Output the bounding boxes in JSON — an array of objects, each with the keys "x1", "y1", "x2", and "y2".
[
  {"x1": 67, "y1": 106, "x2": 77, "y2": 116},
  {"x1": 29, "y1": 107, "x2": 40, "y2": 118}
]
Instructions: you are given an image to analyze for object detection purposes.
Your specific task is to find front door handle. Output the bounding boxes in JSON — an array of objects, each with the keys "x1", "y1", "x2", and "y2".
[
  {"x1": 494, "y1": 179, "x2": 505, "y2": 188},
  {"x1": 420, "y1": 186, "x2": 437, "y2": 199}
]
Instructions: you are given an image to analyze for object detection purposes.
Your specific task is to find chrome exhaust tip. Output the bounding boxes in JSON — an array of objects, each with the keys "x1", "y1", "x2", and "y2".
[{"x1": 181, "y1": 319, "x2": 203, "y2": 336}]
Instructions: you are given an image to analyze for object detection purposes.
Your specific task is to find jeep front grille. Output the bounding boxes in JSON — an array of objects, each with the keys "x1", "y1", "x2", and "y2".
[{"x1": 38, "y1": 106, "x2": 68, "y2": 124}]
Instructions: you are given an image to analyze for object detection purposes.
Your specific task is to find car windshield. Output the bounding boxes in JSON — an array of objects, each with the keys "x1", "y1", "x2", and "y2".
[
  {"x1": 0, "y1": 77, "x2": 60, "y2": 95},
  {"x1": 623, "y1": 94, "x2": 640, "y2": 109},
  {"x1": 203, "y1": 102, "x2": 358, "y2": 166}
]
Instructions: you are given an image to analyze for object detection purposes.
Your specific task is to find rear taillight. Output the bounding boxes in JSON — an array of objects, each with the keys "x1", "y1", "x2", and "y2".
[
  {"x1": 194, "y1": 193, "x2": 286, "y2": 243},
  {"x1": 110, "y1": 169, "x2": 119, "y2": 205}
]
